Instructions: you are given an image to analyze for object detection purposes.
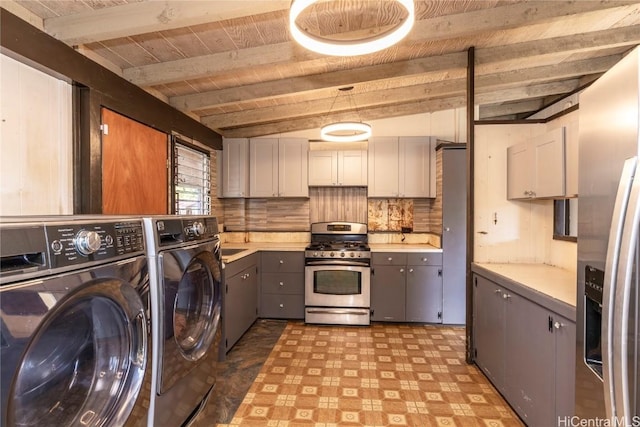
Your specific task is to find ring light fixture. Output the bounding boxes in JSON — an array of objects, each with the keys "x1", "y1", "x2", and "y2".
[
  {"x1": 289, "y1": 0, "x2": 415, "y2": 57},
  {"x1": 321, "y1": 122, "x2": 372, "y2": 143}
]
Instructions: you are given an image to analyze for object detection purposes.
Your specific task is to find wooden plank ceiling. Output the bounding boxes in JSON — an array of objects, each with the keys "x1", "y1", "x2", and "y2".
[{"x1": 8, "y1": 0, "x2": 640, "y2": 138}]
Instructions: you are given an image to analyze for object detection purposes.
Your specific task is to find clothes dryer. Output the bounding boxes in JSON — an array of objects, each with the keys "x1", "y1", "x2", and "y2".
[
  {"x1": 0, "y1": 216, "x2": 151, "y2": 427},
  {"x1": 143, "y1": 216, "x2": 222, "y2": 427}
]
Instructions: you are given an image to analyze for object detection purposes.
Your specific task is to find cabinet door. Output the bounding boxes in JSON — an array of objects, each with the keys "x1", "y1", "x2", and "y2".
[
  {"x1": 405, "y1": 266, "x2": 442, "y2": 323},
  {"x1": 534, "y1": 127, "x2": 565, "y2": 198},
  {"x1": 308, "y1": 150, "x2": 338, "y2": 186},
  {"x1": 338, "y1": 150, "x2": 367, "y2": 186},
  {"x1": 506, "y1": 141, "x2": 532, "y2": 200},
  {"x1": 564, "y1": 122, "x2": 578, "y2": 197},
  {"x1": 224, "y1": 265, "x2": 257, "y2": 350},
  {"x1": 222, "y1": 138, "x2": 249, "y2": 197},
  {"x1": 370, "y1": 265, "x2": 406, "y2": 322},
  {"x1": 279, "y1": 138, "x2": 308, "y2": 196},
  {"x1": 554, "y1": 317, "x2": 576, "y2": 422},
  {"x1": 249, "y1": 138, "x2": 278, "y2": 197},
  {"x1": 399, "y1": 137, "x2": 433, "y2": 198},
  {"x1": 368, "y1": 137, "x2": 399, "y2": 196},
  {"x1": 504, "y1": 292, "x2": 555, "y2": 426},
  {"x1": 473, "y1": 275, "x2": 506, "y2": 392}
]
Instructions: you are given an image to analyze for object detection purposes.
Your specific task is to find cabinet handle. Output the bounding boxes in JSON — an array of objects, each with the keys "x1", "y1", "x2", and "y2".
[
  {"x1": 502, "y1": 293, "x2": 511, "y2": 300},
  {"x1": 388, "y1": 257, "x2": 393, "y2": 261},
  {"x1": 421, "y1": 257, "x2": 428, "y2": 262},
  {"x1": 554, "y1": 321, "x2": 563, "y2": 329},
  {"x1": 279, "y1": 281, "x2": 284, "y2": 286},
  {"x1": 279, "y1": 260, "x2": 284, "y2": 264},
  {"x1": 400, "y1": 268, "x2": 405, "y2": 273},
  {"x1": 279, "y1": 303, "x2": 284, "y2": 308},
  {"x1": 409, "y1": 268, "x2": 414, "y2": 273},
  {"x1": 494, "y1": 289, "x2": 502, "y2": 294}
]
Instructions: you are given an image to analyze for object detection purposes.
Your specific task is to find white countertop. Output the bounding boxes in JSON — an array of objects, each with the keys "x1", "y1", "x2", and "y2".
[
  {"x1": 473, "y1": 263, "x2": 577, "y2": 320},
  {"x1": 369, "y1": 243, "x2": 441, "y2": 252}
]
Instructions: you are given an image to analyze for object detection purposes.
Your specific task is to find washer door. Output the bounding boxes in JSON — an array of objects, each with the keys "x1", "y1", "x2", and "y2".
[
  {"x1": 159, "y1": 247, "x2": 222, "y2": 393},
  {"x1": 7, "y1": 278, "x2": 147, "y2": 427}
]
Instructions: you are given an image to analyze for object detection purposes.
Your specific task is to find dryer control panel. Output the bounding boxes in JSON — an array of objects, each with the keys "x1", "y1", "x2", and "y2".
[{"x1": 46, "y1": 220, "x2": 145, "y2": 268}]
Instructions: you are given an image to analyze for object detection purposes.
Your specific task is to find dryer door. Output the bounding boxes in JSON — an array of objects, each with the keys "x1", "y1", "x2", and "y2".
[
  {"x1": 159, "y1": 243, "x2": 222, "y2": 393},
  {"x1": 4, "y1": 274, "x2": 147, "y2": 427}
]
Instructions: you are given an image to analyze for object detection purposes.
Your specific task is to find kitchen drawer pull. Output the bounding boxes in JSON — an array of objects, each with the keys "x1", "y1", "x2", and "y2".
[
  {"x1": 279, "y1": 303, "x2": 284, "y2": 308},
  {"x1": 279, "y1": 281, "x2": 284, "y2": 286},
  {"x1": 400, "y1": 268, "x2": 405, "y2": 273},
  {"x1": 388, "y1": 257, "x2": 393, "y2": 261},
  {"x1": 409, "y1": 268, "x2": 414, "y2": 273},
  {"x1": 421, "y1": 257, "x2": 428, "y2": 262},
  {"x1": 279, "y1": 260, "x2": 284, "y2": 264},
  {"x1": 494, "y1": 289, "x2": 502, "y2": 294}
]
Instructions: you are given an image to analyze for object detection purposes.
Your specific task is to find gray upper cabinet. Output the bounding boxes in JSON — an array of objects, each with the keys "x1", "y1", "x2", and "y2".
[
  {"x1": 249, "y1": 138, "x2": 308, "y2": 197},
  {"x1": 221, "y1": 138, "x2": 249, "y2": 198},
  {"x1": 507, "y1": 127, "x2": 566, "y2": 200},
  {"x1": 368, "y1": 136, "x2": 436, "y2": 198},
  {"x1": 308, "y1": 149, "x2": 367, "y2": 186}
]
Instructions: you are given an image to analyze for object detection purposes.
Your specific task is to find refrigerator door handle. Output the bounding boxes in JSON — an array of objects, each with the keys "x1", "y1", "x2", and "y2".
[
  {"x1": 602, "y1": 156, "x2": 637, "y2": 421},
  {"x1": 612, "y1": 160, "x2": 640, "y2": 423}
]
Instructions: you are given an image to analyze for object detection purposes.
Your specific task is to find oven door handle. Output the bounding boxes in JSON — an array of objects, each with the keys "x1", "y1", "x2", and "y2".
[
  {"x1": 306, "y1": 309, "x2": 370, "y2": 316},
  {"x1": 305, "y1": 260, "x2": 370, "y2": 267}
]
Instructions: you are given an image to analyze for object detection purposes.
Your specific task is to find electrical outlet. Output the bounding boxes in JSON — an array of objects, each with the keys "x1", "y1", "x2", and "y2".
[{"x1": 401, "y1": 227, "x2": 412, "y2": 233}]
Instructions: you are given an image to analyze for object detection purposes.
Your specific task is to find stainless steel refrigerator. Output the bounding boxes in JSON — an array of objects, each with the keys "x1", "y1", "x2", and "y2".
[{"x1": 576, "y1": 46, "x2": 640, "y2": 425}]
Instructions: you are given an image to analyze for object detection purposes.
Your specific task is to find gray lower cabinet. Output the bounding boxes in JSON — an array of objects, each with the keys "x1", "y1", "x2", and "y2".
[
  {"x1": 260, "y1": 251, "x2": 304, "y2": 319},
  {"x1": 224, "y1": 253, "x2": 259, "y2": 351},
  {"x1": 473, "y1": 273, "x2": 575, "y2": 426},
  {"x1": 371, "y1": 252, "x2": 442, "y2": 323},
  {"x1": 371, "y1": 253, "x2": 407, "y2": 321},
  {"x1": 406, "y1": 253, "x2": 443, "y2": 323}
]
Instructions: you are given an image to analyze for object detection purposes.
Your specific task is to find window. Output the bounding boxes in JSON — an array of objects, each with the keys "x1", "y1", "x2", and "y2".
[
  {"x1": 553, "y1": 199, "x2": 577, "y2": 242},
  {"x1": 173, "y1": 141, "x2": 211, "y2": 215}
]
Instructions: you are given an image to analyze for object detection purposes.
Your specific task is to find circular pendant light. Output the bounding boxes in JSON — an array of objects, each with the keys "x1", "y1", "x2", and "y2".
[
  {"x1": 289, "y1": 0, "x2": 415, "y2": 57},
  {"x1": 321, "y1": 122, "x2": 372, "y2": 143}
]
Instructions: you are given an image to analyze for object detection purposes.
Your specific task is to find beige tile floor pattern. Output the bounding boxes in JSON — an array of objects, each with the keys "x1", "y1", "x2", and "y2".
[{"x1": 217, "y1": 322, "x2": 523, "y2": 426}]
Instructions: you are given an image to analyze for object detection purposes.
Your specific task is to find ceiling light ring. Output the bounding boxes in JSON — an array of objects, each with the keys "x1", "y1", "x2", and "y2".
[
  {"x1": 321, "y1": 122, "x2": 372, "y2": 143},
  {"x1": 289, "y1": 0, "x2": 415, "y2": 57}
]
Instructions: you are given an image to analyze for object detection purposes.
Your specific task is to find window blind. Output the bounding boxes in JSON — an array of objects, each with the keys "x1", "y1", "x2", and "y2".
[{"x1": 174, "y1": 143, "x2": 211, "y2": 215}]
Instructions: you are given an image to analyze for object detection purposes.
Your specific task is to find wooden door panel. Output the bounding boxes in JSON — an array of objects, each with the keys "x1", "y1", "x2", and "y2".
[{"x1": 102, "y1": 108, "x2": 168, "y2": 214}]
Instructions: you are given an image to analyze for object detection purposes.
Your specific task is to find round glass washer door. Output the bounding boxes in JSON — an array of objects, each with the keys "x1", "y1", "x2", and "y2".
[
  {"x1": 173, "y1": 250, "x2": 222, "y2": 361},
  {"x1": 7, "y1": 279, "x2": 147, "y2": 427}
]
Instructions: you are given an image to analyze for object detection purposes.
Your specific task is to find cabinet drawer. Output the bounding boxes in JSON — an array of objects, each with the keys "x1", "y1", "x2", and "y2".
[
  {"x1": 371, "y1": 252, "x2": 407, "y2": 266},
  {"x1": 261, "y1": 251, "x2": 304, "y2": 273},
  {"x1": 407, "y1": 252, "x2": 442, "y2": 266},
  {"x1": 261, "y1": 294, "x2": 304, "y2": 319},
  {"x1": 261, "y1": 272, "x2": 304, "y2": 294}
]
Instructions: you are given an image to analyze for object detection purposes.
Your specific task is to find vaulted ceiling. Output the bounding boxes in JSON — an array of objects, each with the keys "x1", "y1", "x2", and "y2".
[{"x1": 6, "y1": 0, "x2": 640, "y2": 138}]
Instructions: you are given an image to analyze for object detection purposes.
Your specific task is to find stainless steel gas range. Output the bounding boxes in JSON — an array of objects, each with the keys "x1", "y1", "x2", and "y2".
[{"x1": 304, "y1": 221, "x2": 371, "y2": 325}]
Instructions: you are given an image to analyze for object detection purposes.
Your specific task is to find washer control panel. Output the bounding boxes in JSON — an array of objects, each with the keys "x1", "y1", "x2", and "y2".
[
  {"x1": 46, "y1": 220, "x2": 145, "y2": 268},
  {"x1": 183, "y1": 217, "x2": 218, "y2": 241}
]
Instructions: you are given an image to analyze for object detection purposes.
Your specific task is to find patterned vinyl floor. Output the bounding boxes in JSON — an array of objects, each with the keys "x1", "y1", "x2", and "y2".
[{"x1": 217, "y1": 322, "x2": 523, "y2": 427}]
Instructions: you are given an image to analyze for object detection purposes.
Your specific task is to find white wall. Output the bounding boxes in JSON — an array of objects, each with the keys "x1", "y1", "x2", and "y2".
[
  {"x1": 474, "y1": 111, "x2": 579, "y2": 271},
  {"x1": 1, "y1": 54, "x2": 73, "y2": 215}
]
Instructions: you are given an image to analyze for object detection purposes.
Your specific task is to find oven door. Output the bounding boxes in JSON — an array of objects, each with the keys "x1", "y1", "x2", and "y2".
[{"x1": 305, "y1": 264, "x2": 370, "y2": 308}]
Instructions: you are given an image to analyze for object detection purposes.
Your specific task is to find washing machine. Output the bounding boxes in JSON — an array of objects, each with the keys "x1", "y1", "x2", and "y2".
[
  {"x1": 0, "y1": 216, "x2": 152, "y2": 427},
  {"x1": 143, "y1": 216, "x2": 222, "y2": 427}
]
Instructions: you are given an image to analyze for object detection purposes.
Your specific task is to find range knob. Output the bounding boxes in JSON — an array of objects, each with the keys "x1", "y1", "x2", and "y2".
[
  {"x1": 190, "y1": 221, "x2": 206, "y2": 236},
  {"x1": 340, "y1": 252, "x2": 345, "y2": 257},
  {"x1": 330, "y1": 252, "x2": 335, "y2": 257},
  {"x1": 74, "y1": 230, "x2": 102, "y2": 256}
]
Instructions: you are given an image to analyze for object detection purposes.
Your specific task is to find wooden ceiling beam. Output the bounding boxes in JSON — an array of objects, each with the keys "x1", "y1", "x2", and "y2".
[
  {"x1": 479, "y1": 100, "x2": 547, "y2": 120},
  {"x1": 201, "y1": 56, "x2": 611, "y2": 129},
  {"x1": 218, "y1": 76, "x2": 581, "y2": 138},
  {"x1": 169, "y1": 24, "x2": 639, "y2": 114},
  {"x1": 43, "y1": 1, "x2": 290, "y2": 45},
  {"x1": 123, "y1": 2, "x2": 636, "y2": 87}
]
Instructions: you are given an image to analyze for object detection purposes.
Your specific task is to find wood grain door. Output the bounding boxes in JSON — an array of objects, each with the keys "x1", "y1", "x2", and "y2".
[{"x1": 102, "y1": 108, "x2": 168, "y2": 214}]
